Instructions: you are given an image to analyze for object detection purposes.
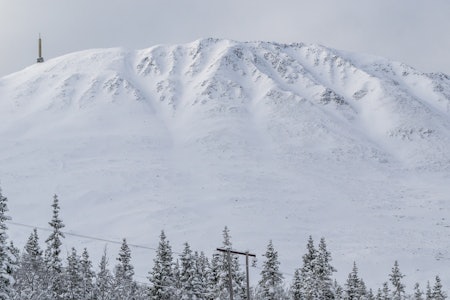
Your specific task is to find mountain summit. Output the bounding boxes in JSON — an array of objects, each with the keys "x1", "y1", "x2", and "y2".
[{"x1": 1, "y1": 39, "x2": 450, "y2": 285}]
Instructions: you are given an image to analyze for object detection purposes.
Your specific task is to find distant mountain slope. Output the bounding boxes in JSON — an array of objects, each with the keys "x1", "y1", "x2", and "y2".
[{"x1": 1, "y1": 39, "x2": 450, "y2": 287}]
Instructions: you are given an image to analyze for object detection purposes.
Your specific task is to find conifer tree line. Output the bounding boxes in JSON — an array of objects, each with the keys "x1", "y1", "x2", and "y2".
[{"x1": 0, "y1": 189, "x2": 447, "y2": 299}]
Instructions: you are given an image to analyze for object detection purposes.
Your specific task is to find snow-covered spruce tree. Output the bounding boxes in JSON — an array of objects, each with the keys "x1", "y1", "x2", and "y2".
[
  {"x1": 147, "y1": 230, "x2": 175, "y2": 300},
  {"x1": 94, "y1": 247, "x2": 113, "y2": 300},
  {"x1": 413, "y1": 283, "x2": 424, "y2": 300},
  {"x1": 426, "y1": 281, "x2": 433, "y2": 300},
  {"x1": 378, "y1": 282, "x2": 390, "y2": 300},
  {"x1": 179, "y1": 242, "x2": 197, "y2": 299},
  {"x1": 134, "y1": 283, "x2": 149, "y2": 300},
  {"x1": 6, "y1": 242, "x2": 19, "y2": 300},
  {"x1": 13, "y1": 229, "x2": 47, "y2": 299},
  {"x1": 209, "y1": 252, "x2": 221, "y2": 298},
  {"x1": 367, "y1": 288, "x2": 375, "y2": 300},
  {"x1": 304, "y1": 235, "x2": 320, "y2": 299},
  {"x1": 194, "y1": 251, "x2": 212, "y2": 299},
  {"x1": 332, "y1": 279, "x2": 344, "y2": 300},
  {"x1": 256, "y1": 240, "x2": 286, "y2": 300},
  {"x1": 212, "y1": 226, "x2": 246, "y2": 300},
  {"x1": 290, "y1": 269, "x2": 302, "y2": 300},
  {"x1": 65, "y1": 247, "x2": 83, "y2": 300},
  {"x1": 173, "y1": 259, "x2": 182, "y2": 299},
  {"x1": 316, "y1": 237, "x2": 336, "y2": 299},
  {"x1": 344, "y1": 262, "x2": 367, "y2": 300},
  {"x1": 344, "y1": 262, "x2": 360, "y2": 300},
  {"x1": 0, "y1": 188, "x2": 13, "y2": 300},
  {"x1": 80, "y1": 248, "x2": 95, "y2": 300},
  {"x1": 389, "y1": 261, "x2": 405, "y2": 300},
  {"x1": 295, "y1": 235, "x2": 319, "y2": 300},
  {"x1": 432, "y1": 276, "x2": 447, "y2": 300},
  {"x1": 112, "y1": 238, "x2": 135, "y2": 300},
  {"x1": 358, "y1": 279, "x2": 368, "y2": 300},
  {"x1": 375, "y1": 288, "x2": 382, "y2": 300},
  {"x1": 44, "y1": 194, "x2": 66, "y2": 300}
]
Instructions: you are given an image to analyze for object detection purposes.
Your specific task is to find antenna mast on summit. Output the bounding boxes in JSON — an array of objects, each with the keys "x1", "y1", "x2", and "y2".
[{"x1": 37, "y1": 33, "x2": 44, "y2": 63}]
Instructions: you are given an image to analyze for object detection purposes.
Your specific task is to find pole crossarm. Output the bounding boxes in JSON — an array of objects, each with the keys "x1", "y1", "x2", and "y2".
[{"x1": 216, "y1": 248, "x2": 256, "y2": 257}]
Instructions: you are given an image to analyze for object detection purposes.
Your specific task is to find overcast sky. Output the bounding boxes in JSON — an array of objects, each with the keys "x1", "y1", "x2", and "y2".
[{"x1": 0, "y1": 0, "x2": 449, "y2": 77}]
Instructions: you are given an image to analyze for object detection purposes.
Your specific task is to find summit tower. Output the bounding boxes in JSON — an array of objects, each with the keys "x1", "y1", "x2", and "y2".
[{"x1": 37, "y1": 34, "x2": 44, "y2": 63}]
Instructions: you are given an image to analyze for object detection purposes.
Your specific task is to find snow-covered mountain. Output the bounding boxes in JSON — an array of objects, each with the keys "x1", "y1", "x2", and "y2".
[{"x1": 1, "y1": 38, "x2": 450, "y2": 288}]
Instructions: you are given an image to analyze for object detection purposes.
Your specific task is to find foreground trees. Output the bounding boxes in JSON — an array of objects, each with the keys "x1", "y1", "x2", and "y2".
[
  {"x1": 290, "y1": 236, "x2": 336, "y2": 300},
  {"x1": 256, "y1": 240, "x2": 287, "y2": 299},
  {"x1": 147, "y1": 231, "x2": 175, "y2": 299},
  {"x1": 45, "y1": 195, "x2": 66, "y2": 299},
  {"x1": 0, "y1": 188, "x2": 14, "y2": 299},
  {"x1": 0, "y1": 188, "x2": 447, "y2": 299}
]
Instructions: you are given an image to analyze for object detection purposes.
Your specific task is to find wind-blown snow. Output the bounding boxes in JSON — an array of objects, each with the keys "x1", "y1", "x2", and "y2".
[{"x1": 1, "y1": 38, "x2": 450, "y2": 288}]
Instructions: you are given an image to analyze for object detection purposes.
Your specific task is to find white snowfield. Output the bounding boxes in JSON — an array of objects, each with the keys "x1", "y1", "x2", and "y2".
[{"x1": 1, "y1": 38, "x2": 450, "y2": 289}]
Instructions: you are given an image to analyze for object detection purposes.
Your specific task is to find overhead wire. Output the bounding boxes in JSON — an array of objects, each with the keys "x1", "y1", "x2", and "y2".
[
  {"x1": 6, "y1": 220, "x2": 298, "y2": 280},
  {"x1": 7, "y1": 220, "x2": 159, "y2": 251}
]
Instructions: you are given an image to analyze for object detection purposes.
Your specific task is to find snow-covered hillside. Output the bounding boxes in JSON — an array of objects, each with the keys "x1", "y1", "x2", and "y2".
[{"x1": 1, "y1": 38, "x2": 450, "y2": 288}]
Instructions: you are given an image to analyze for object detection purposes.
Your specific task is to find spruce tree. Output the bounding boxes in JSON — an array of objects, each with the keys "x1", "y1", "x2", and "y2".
[
  {"x1": 94, "y1": 247, "x2": 113, "y2": 300},
  {"x1": 148, "y1": 230, "x2": 175, "y2": 300},
  {"x1": 179, "y1": 242, "x2": 196, "y2": 299},
  {"x1": 0, "y1": 188, "x2": 13, "y2": 300},
  {"x1": 133, "y1": 283, "x2": 149, "y2": 300},
  {"x1": 413, "y1": 283, "x2": 424, "y2": 300},
  {"x1": 290, "y1": 269, "x2": 302, "y2": 300},
  {"x1": 432, "y1": 276, "x2": 447, "y2": 300},
  {"x1": 298, "y1": 236, "x2": 319, "y2": 300},
  {"x1": 367, "y1": 288, "x2": 375, "y2": 300},
  {"x1": 209, "y1": 252, "x2": 221, "y2": 298},
  {"x1": 358, "y1": 278, "x2": 368, "y2": 299},
  {"x1": 375, "y1": 288, "x2": 382, "y2": 300},
  {"x1": 426, "y1": 281, "x2": 432, "y2": 300},
  {"x1": 65, "y1": 247, "x2": 83, "y2": 300},
  {"x1": 257, "y1": 240, "x2": 286, "y2": 300},
  {"x1": 6, "y1": 242, "x2": 19, "y2": 300},
  {"x1": 389, "y1": 261, "x2": 405, "y2": 300},
  {"x1": 345, "y1": 262, "x2": 362, "y2": 300},
  {"x1": 113, "y1": 238, "x2": 135, "y2": 300},
  {"x1": 194, "y1": 251, "x2": 212, "y2": 299},
  {"x1": 14, "y1": 229, "x2": 47, "y2": 299},
  {"x1": 332, "y1": 279, "x2": 344, "y2": 300},
  {"x1": 80, "y1": 248, "x2": 95, "y2": 300},
  {"x1": 173, "y1": 259, "x2": 182, "y2": 299},
  {"x1": 316, "y1": 237, "x2": 336, "y2": 299},
  {"x1": 45, "y1": 194, "x2": 65, "y2": 300},
  {"x1": 381, "y1": 282, "x2": 390, "y2": 300}
]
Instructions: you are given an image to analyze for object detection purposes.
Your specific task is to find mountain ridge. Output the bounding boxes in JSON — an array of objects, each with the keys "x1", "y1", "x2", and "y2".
[{"x1": 1, "y1": 38, "x2": 450, "y2": 287}]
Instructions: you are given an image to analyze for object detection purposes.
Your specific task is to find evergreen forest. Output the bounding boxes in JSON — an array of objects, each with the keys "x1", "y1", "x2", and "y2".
[{"x1": 0, "y1": 189, "x2": 446, "y2": 300}]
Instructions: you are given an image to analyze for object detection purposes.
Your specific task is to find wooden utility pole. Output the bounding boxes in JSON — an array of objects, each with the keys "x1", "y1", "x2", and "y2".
[
  {"x1": 216, "y1": 248, "x2": 256, "y2": 300},
  {"x1": 227, "y1": 249, "x2": 234, "y2": 300}
]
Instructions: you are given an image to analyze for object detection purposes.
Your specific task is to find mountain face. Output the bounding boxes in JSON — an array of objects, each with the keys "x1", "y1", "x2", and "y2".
[{"x1": 1, "y1": 38, "x2": 450, "y2": 286}]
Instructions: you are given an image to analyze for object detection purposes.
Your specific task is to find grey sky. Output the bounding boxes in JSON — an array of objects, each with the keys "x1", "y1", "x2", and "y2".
[{"x1": 1, "y1": 0, "x2": 449, "y2": 77}]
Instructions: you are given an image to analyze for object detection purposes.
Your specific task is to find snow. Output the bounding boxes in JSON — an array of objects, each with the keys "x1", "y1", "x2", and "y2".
[{"x1": 0, "y1": 38, "x2": 450, "y2": 290}]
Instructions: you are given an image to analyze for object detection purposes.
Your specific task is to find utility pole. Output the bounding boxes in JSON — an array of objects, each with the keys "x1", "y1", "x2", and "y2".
[{"x1": 216, "y1": 248, "x2": 256, "y2": 300}]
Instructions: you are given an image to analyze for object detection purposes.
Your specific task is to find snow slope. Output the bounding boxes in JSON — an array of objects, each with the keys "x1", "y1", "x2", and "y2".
[{"x1": 1, "y1": 38, "x2": 450, "y2": 288}]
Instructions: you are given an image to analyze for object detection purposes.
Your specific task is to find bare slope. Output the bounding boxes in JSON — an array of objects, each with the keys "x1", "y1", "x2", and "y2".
[{"x1": 1, "y1": 39, "x2": 450, "y2": 287}]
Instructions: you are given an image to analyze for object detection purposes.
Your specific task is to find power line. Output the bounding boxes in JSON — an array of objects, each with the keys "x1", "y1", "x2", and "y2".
[
  {"x1": 7, "y1": 221, "x2": 297, "y2": 280},
  {"x1": 6, "y1": 221, "x2": 158, "y2": 252},
  {"x1": 9, "y1": 223, "x2": 218, "y2": 297}
]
